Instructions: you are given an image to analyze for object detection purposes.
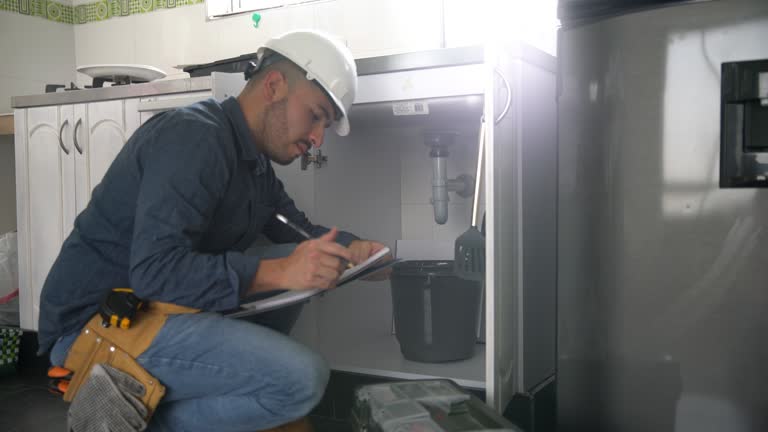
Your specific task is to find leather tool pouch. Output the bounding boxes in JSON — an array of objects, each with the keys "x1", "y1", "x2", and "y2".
[{"x1": 62, "y1": 302, "x2": 199, "y2": 419}]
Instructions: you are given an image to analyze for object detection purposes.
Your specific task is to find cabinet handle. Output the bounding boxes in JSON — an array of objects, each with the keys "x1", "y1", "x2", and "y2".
[
  {"x1": 494, "y1": 68, "x2": 511, "y2": 124},
  {"x1": 58, "y1": 119, "x2": 70, "y2": 155},
  {"x1": 73, "y1": 118, "x2": 83, "y2": 154}
]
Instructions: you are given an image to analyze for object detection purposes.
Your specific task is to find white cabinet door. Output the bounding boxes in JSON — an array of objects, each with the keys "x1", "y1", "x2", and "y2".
[
  {"x1": 483, "y1": 56, "x2": 517, "y2": 411},
  {"x1": 485, "y1": 47, "x2": 557, "y2": 411},
  {"x1": 75, "y1": 99, "x2": 140, "y2": 213},
  {"x1": 15, "y1": 97, "x2": 162, "y2": 331},
  {"x1": 16, "y1": 106, "x2": 75, "y2": 330}
]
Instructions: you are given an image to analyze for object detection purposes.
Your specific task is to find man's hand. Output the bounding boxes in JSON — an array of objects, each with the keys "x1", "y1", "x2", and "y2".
[
  {"x1": 348, "y1": 240, "x2": 386, "y2": 264},
  {"x1": 348, "y1": 239, "x2": 393, "y2": 281},
  {"x1": 250, "y1": 228, "x2": 353, "y2": 293}
]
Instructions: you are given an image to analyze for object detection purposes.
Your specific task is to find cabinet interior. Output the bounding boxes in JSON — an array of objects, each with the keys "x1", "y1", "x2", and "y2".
[{"x1": 279, "y1": 95, "x2": 487, "y2": 388}]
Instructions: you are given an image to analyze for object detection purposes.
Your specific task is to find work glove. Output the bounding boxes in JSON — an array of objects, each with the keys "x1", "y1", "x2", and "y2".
[{"x1": 67, "y1": 363, "x2": 149, "y2": 432}]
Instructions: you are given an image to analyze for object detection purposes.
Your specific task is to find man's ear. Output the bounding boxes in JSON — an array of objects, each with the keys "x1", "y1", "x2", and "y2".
[{"x1": 262, "y1": 70, "x2": 289, "y2": 103}]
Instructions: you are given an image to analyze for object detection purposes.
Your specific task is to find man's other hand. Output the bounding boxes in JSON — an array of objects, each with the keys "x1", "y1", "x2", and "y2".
[{"x1": 348, "y1": 239, "x2": 393, "y2": 281}]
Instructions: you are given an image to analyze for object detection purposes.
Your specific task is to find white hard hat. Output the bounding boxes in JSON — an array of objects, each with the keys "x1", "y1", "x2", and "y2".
[{"x1": 257, "y1": 30, "x2": 357, "y2": 136}]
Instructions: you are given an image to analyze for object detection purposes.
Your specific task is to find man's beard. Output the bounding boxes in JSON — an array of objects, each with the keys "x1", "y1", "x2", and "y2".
[{"x1": 260, "y1": 99, "x2": 294, "y2": 166}]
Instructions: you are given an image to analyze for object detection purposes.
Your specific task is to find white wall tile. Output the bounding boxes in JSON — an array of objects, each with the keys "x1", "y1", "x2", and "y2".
[
  {"x1": 447, "y1": 130, "x2": 478, "y2": 206},
  {"x1": 278, "y1": 2, "x2": 316, "y2": 29},
  {"x1": 0, "y1": 13, "x2": 75, "y2": 85},
  {"x1": 63, "y1": 0, "x2": 448, "y2": 88},
  {"x1": 74, "y1": 16, "x2": 136, "y2": 87},
  {"x1": 313, "y1": 0, "x2": 343, "y2": 38},
  {"x1": 332, "y1": 0, "x2": 442, "y2": 58},
  {"x1": 400, "y1": 135, "x2": 432, "y2": 205},
  {"x1": 0, "y1": 76, "x2": 50, "y2": 113},
  {"x1": 313, "y1": 129, "x2": 402, "y2": 245},
  {"x1": 401, "y1": 204, "x2": 433, "y2": 240},
  {"x1": 272, "y1": 162, "x2": 316, "y2": 220},
  {"x1": 433, "y1": 203, "x2": 470, "y2": 241},
  {"x1": 0, "y1": 12, "x2": 75, "y2": 233},
  {"x1": 133, "y1": 5, "x2": 218, "y2": 79},
  {"x1": 402, "y1": 202, "x2": 471, "y2": 242},
  {"x1": 210, "y1": 2, "x2": 315, "y2": 61},
  {"x1": 209, "y1": 11, "x2": 267, "y2": 60},
  {"x1": 398, "y1": 124, "x2": 479, "y2": 242}
]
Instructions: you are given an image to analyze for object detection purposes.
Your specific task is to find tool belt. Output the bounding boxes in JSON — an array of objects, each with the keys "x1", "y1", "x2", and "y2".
[{"x1": 61, "y1": 301, "x2": 200, "y2": 418}]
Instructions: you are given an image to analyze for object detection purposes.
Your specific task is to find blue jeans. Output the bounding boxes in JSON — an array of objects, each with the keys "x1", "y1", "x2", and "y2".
[
  {"x1": 50, "y1": 244, "x2": 328, "y2": 431},
  {"x1": 51, "y1": 311, "x2": 328, "y2": 431}
]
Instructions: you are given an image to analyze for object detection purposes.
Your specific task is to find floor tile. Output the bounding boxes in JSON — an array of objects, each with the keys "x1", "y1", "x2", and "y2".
[{"x1": 0, "y1": 372, "x2": 69, "y2": 432}]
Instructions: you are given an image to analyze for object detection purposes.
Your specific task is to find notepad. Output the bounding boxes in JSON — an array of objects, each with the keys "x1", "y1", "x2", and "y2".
[
  {"x1": 337, "y1": 246, "x2": 394, "y2": 285},
  {"x1": 227, "y1": 247, "x2": 398, "y2": 318}
]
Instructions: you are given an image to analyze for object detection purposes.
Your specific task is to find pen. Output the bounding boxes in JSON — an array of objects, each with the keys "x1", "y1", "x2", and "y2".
[
  {"x1": 275, "y1": 213, "x2": 312, "y2": 239},
  {"x1": 275, "y1": 213, "x2": 354, "y2": 269}
]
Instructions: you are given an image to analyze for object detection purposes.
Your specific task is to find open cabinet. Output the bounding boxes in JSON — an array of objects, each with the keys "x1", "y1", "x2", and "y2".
[{"x1": 274, "y1": 44, "x2": 557, "y2": 412}]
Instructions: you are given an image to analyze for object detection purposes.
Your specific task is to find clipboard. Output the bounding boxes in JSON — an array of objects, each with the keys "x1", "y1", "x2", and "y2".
[{"x1": 226, "y1": 247, "x2": 399, "y2": 318}]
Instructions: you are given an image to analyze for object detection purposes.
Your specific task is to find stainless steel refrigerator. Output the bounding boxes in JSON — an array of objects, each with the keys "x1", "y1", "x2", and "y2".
[{"x1": 557, "y1": 0, "x2": 768, "y2": 431}]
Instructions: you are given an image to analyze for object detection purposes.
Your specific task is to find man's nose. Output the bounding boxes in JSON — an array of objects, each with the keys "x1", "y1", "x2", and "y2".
[{"x1": 308, "y1": 124, "x2": 325, "y2": 148}]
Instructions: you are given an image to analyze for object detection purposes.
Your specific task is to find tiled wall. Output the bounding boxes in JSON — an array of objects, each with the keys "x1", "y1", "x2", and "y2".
[
  {"x1": 72, "y1": 0, "x2": 448, "y2": 87},
  {"x1": 66, "y1": 0, "x2": 557, "y2": 88},
  {"x1": 0, "y1": 11, "x2": 76, "y2": 113},
  {"x1": 399, "y1": 128, "x2": 479, "y2": 242},
  {"x1": 0, "y1": 0, "x2": 75, "y2": 24},
  {"x1": 0, "y1": 10, "x2": 76, "y2": 233},
  {"x1": 3, "y1": 0, "x2": 558, "y2": 92},
  {"x1": 69, "y1": 0, "x2": 205, "y2": 24},
  {"x1": 0, "y1": 0, "x2": 205, "y2": 24}
]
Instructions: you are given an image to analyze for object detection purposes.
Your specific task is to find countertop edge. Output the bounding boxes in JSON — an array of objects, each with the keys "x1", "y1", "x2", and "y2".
[{"x1": 12, "y1": 76, "x2": 213, "y2": 109}]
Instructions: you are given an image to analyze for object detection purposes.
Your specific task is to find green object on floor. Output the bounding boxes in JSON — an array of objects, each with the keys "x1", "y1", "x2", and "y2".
[
  {"x1": 0, "y1": 326, "x2": 22, "y2": 376},
  {"x1": 252, "y1": 13, "x2": 261, "y2": 28}
]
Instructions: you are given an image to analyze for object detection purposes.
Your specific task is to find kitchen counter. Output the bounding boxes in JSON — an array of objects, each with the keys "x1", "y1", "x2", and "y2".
[
  {"x1": 11, "y1": 46, "x2": 492, "y2": 110},
  {"x1": 0, "y1": 113, "x2": 13, "y2": 135},
  {"x1": 11, "y1": 76, "x2": 213, "y2": 109}
]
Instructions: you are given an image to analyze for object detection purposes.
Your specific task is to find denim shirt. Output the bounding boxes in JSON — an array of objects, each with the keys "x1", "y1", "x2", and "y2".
[{"x1": 37, "y1": 97, "x2": 357, "y2": 354}]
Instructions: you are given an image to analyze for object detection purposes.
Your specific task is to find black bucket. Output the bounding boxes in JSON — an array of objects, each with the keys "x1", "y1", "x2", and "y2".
[{"x1": 390, "y1": 260, "x2": 482, "y2": 362}]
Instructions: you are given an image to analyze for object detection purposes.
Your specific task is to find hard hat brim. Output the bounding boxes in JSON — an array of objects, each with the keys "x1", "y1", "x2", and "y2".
[
  {"x1": 319, "y1": 83, "x2": 350, "y2": 136},
  {"x1": 335, "y1": 114, "x2": 350, "y2": 136}
]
